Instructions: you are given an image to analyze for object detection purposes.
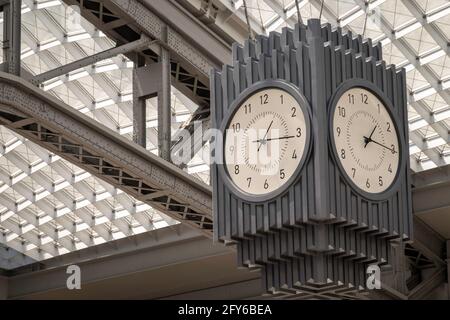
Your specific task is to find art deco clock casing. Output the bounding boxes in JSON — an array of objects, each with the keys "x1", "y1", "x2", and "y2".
[{"x1": 211, "y1": 19, "x2": 412, "y2": 293}]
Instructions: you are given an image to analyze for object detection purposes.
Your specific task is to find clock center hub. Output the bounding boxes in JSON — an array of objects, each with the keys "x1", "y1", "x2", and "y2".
[{"x1": 346, "y1": 110, "x2": 386, "y2": 171}]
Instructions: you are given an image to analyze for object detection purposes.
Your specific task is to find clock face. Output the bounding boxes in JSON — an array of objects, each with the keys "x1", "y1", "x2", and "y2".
[
  {"x1": 331, "y1": 87, "x2": 400, "y2": 194},
  {"x1": 224, "y1": 87, "x2": 308, "y2": 196}
]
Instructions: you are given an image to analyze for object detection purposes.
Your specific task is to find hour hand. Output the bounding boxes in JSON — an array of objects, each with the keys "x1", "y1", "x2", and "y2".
[{"x1": 364, "y1": 125, "x2": 377, "y2": 148}]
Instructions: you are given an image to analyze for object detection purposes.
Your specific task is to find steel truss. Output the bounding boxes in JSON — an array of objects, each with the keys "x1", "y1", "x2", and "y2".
[
  {"x1": 61, "y1": 0, "x2": 226, "y2": 163},
  {"x1": 0, "y1": 73, "x2": 213, "y2": 237}
]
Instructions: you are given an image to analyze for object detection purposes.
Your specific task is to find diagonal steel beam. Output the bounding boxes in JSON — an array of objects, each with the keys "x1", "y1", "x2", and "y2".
[
  {"x1": 401, "y1": 0, "x2": 450, "y2": 56},
  {"x1": 61, "y1": 0, "x2": 220, "y2": 165},
  {"x1": 263, "y1": 0, "x2": 308, "y2": 31},
  {"x1": 351, "y1": 0, "x2": 450, "y2": 102},
  {"x1": 0, "y1": 72, "x2": 213, "y2": 237},
  {"x1": 316, "y1": 0, "x2": 450, "y2": 168},
  {"x1": 354, "y1": 0, "x2": 450, "y2": 165},
  {"x1": 138, "y1": 0, "x2": 231, "y2": 67},
  {"x1": 216, "y1": 0, "x2": 266, "y2": 36},
  {"x1": 32, "y1": 36, "x2": 156, "y2": 85},
  {"x1": 62, "y1": 0, "x2": 210, "y2": 106}
]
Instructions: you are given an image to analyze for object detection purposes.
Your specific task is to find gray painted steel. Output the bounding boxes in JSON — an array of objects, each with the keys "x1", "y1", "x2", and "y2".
[
  {"x1": 0, "y1": 160, "x2": 446, "y2": 299},
  {"x1": 211, "y1": 19, "x2": 412, "y2": 294},
  {"x1": 62, "y1": 0, "x2": 215, "y2": 165},
  {"x1": 0, "y1": 72, "x2": 213, "y2": 237},
  {"x1": 138, "y1": 0, "x2": 231, "y2": 68},
  {"x1": 2, "y1": 0, "x2": 21, "y2": 76},
  {"x1": 132, "y1": 55, "x2": 147, "y2": 147},
  {"x1": 32, "y1": 36, "x2": 155, "y2": 85},
  {"x1": 158, "y1": 26, "x2": 172, "y2": 162}
]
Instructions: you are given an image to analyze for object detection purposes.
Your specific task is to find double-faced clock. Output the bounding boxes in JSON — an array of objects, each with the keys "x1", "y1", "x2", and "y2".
[
  {"x1": 330, "y1": 82, "x2": 402, "y2": 197},
  {"x1": 221, "y1": 81, "x2": 311, "y2": 200},
  {"x1": 212, "y1": 19, "x2": 412, "y2": 293}
]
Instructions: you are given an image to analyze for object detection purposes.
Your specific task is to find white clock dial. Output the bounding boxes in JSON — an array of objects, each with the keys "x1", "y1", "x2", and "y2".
[
  {"x1": 332, "y1": 87, "x2": 400, "y2": 194},
  {"x1": 224, "y1": 87, "x2": 308, "y2": 196}
]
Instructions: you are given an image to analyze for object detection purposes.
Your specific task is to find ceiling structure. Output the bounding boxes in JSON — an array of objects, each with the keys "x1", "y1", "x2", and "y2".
[
  {"x1": 218, "y1": 0, "x2": 450, "y2": 172},
  {"x1": 0, "y1": 0, "x2": 190, "y2": 269},
  {"x1": 0, "y1": 0, "x2": 449, "y2": 269}
]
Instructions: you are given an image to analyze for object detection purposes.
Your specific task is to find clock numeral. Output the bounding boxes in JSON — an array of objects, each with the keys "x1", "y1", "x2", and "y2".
[
  {"x1": 351, "y1": 167, "x2": 356, "y2": 178},
  {"x1": 388, "y1": 164, "x2": 392, "y2": 173},
  {"x1": 361, "y1": 93, "x2": 368, "y2": 104},
  {"x1": 264, "y1": 179, "x2": 269, "y2": 190},
  {"x1": 232, "y1": 123, "x2": 240, "y2": 133},
  {"x1": 229, "y1": 145, "x2": 235, "y2": 154},
  {"x1": 234, "y1": 165, "x2": 240, "y2": 174},
  {"x1": 340, "y1": 149, "x2": 346, "y2": 159},
  {"x1": 280, "y1": 95, "x2": 284, "y2": 104},
  {"x1": 280, "y1": 169, "x2": 285, "y2": 180},
  {"x1": 390, "y1": 144, "x2": 396, "y2": 154},
  {"x1": 377, "y1": 103, "x2": 381, "y2": 113},
  {"x1": 292, "y1": 150, "x2": 297, "y2": 159},
  {"x1": 246, "y1": 177, "x2": 251, "y2": 188},
  {"x1": 348, "y1": 94, "x2": 355, "y2": 104},
  {"x1": 386, "y1": 122, "x2": 391, "y2": 132},
  {"x1": 378, "y1": 176, "x2": 383, "y2": 186},
  {"x1": 244, "y1": 104, "x2": 252, "y2": 114},
  {"x1": 260, "y1": 93, "x2": 268, "y2": 105},
  {"x1": 366, "y1": 178, "x2": 370, "y2": 189},
  {"x1": 338, "y1": 106, "x2": 346, "y2": 117},
  {"x1": 291, "y1": 107, "x2": 296, "y2": 117},
  {"x1": 296, "y1": 128, "x2": 302, "y2": 137},
  {"x1": 336, "y1": 127, "x2": 341, "y2": 137}
]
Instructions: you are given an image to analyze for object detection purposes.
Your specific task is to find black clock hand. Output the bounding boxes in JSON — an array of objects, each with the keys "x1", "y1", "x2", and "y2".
[
  {"x1": 363, "y1": 136, "x2": 397, "y2": 154},
  {"x1": 364, "y1": 125, "x2": 377, "y2": 148},
  {"x1": 258, "y1": 119, "x2": 274, "y2": 151},
  {"x1": 252, "y1": 135, "x2": 295, "y2": 143}
]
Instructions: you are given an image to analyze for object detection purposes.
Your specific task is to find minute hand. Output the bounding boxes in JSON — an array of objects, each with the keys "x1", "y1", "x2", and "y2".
[
  {"x1": 252, "y1": 135, "x2": 295, "y2": 143},
  {"x1": 364, "y1": 136, "x2": 397, "y2": 154}
]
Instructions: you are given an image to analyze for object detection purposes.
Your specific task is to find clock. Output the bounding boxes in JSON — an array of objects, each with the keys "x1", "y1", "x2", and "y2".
[
  {"x1": 330, "y1": 83, "x2": 401, "y2": 195},
  {"x1": 222, "y1": 81, "x2": 310, "y2": 198},
  {"x1": 212, "y1": 20, "x2": 412, "y2": 294}
]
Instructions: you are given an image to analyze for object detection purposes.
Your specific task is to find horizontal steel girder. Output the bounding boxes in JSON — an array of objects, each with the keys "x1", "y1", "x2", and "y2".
[
  {"x1": 0, "y1": 72, "x2": 213, "y2": 237},
  {"x1": 32, "y1": 36, "x2": 157, "y2": 85}
]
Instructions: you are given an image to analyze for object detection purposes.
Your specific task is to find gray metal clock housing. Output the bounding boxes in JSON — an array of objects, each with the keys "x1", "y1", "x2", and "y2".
[{"x1": 211, "y1": 19, "x2": 412, "y2": 294}]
